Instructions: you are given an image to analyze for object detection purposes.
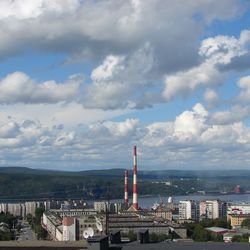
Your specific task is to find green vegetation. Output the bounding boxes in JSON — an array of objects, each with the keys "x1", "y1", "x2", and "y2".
[
  {"x1": 127, "y1": 230, "x2": 137, "y2": 241},
  {"x1": 149, "y1": 232, "x2": 169, "y2": 242},
  {"x1": 0, "y1": 212, "x2": 18, "y2": 240},
  {"x1": 0, "y1": 167, "x2": 250, "y2": 199},
  {"x1": 241, "y1": 218, "x2": 250, "y2": 229},
  {"x1": 232, "y1": 234, "x2": 249, "y2": 242},
  {"x1": 27, "y1": 207, "x2": 47, "y2": 240},
  {"x1": 185, "y1": 218, "x2": 230, "y2": 242}
]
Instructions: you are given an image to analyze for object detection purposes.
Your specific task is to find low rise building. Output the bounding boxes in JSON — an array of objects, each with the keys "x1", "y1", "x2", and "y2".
[
  {"x1": 227, "y1": 203, "x2": 250, "y2": 228},
  {"x1": 227, "y1": 214, "x2": 250, "y2": 228},
  {"x1": 94, "y1": 201, "x2": 122, "y2": 214},
  {"x1": 42, "y1": 211, "x2": 62, "y2": 241},
  {"x1": 223, "y1": 232, "x2": 242, "y2": 242},
  {"x1": 42, "y1": 209, "x2": 186, "y2": 241},
  {"x1": 227, "y1": 203, "x2": 250, "y2": 215},
  {"x1": 149, "y1": 207, "x2": 172, "y2": 221},
  {"x1": 206, "y1": 227, "x2": 231, "y2": 235},
  {"x1": 42, "y1": 209, "x2": 105, "y2": 241}
]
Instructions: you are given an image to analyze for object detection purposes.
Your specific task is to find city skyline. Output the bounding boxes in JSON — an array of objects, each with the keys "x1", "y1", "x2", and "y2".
[{"x1": 0, "y1": 1, "x2": 250, "y2": 170}]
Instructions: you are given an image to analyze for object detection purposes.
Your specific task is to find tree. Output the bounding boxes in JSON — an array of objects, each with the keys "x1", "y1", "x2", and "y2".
[
  {"x1": 35, "y1": 207, "x2": 44, "y2": 225},
  {"x1": 149, "y1": 232, "x2": 159, "y2": 242},
  {"x1": 35, "y1": 225, "x2": 47, "y2": 240},
  {"x1": 128, "y1": 231, "x2": 137, "y2": 241},
  {"x1": 27, "y1": 208, "x2": 48, "y2": 240},
  {"x1": 193, "y1": 224, "x2": 210, "y2": 242},
  {"x1": 210, "y1": 234, "x2": 223, "y2": 242},
  {"x1": 242, "y1": 219, "x2": 250, "y2": 229}
]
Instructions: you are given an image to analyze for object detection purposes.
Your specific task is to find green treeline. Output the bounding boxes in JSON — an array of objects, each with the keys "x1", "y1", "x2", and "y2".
[
  {"x1": 0, "y1": 173, "x2": 188, "y2": 199},
  {"x1": 185, "y1": 218, "x2": 250, "y2": 242},
  {"x1": 0, "y1": 170, "x2": 247, "y2": 200},
  {"x1": 0, "y1": 212, "x2": 18, "y2": 240},
  {"x1": 26, "y1": 207, "x2": 47, "y2": 240},
  {"x1": 185, "y1": 218, "x2": 230, "y2": 242}
]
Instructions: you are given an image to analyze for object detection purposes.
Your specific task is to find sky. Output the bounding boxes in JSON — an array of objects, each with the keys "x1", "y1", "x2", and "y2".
[{"x1": 0, "y1": 0, "x2": 250, "y2": 171}]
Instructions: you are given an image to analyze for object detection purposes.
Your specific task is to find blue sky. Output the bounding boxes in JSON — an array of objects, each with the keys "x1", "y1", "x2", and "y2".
[{"x1": 0, "y1": 0, "x2": 250, "y2": 171}]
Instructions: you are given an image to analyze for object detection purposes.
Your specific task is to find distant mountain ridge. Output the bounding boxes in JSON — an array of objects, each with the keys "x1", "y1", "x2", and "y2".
[
  {"x1": 0, "y1": 166, "x2": 250, "y2": 179},
  {"x1": 0, "y1": 166, "x2": 249, "y2": 200}
]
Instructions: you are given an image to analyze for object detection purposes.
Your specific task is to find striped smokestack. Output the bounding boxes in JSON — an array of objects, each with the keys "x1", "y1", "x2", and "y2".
[
  {"x1": 124, "y1": 170, "x2": 128, "y2": 204},
  {"x1": 132, "y1": 145, "x2": 138, "y2": 210}
]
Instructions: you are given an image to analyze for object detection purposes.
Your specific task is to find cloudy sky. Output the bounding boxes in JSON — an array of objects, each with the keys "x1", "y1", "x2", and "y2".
[{"x1": 0, "y1": 0, "x2": 250, "y2": 171}]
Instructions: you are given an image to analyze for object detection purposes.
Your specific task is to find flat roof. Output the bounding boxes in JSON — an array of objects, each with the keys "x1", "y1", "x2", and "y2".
[
  {"x1": 121, "y1": 242, "x2": 250, "y2": 250},
  {"x1": 206, "y1": 227, "x2": 229, "y2": 233},
  {"x1": 0, "y1": 241, "x2": 87, "y2": 248}
]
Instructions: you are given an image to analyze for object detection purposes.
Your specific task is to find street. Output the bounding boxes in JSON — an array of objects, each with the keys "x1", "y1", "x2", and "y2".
[{"x1": 17, "y1": 220, "x2": 36, "y2": 241}]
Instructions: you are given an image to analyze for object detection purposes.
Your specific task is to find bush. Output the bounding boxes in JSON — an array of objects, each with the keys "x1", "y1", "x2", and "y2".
[
  {"x1": 242, "y1": 219, "x2": 250, "y2": 229},
  {"x1": 128, "y1": 231, "x2": 137, "y2": 241},
  {"x1": 149, "y1": 233, "x2": 168, "y2": 242}
]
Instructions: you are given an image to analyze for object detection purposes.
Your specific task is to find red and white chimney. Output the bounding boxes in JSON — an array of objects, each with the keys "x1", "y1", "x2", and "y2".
[
  {"x1": 132, "y1": 146, "x2": 138, "y2": 210},
  {"x1": 124, "y1": 170, "x2": 128, "y2": 204}
]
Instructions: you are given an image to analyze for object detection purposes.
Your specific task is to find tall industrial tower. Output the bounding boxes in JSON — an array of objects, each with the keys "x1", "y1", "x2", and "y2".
[
  {"x1": 132, "y1": 145, "x2": 138, "y2": 210},
  {"x1": 124, "y1": 170, "x2": 128, "y2": 205}
]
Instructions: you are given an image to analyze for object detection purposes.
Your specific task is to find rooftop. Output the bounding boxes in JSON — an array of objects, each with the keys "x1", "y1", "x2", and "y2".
[
  {"x1": 0, "y1": 241, "x2": 250, "y2": 250},
  {"x1": 206, "y1": 227, "x2": 229, "y2": 233},
  {"x1": 121, "y1": 242, "x2": 250, "y2": 250}
]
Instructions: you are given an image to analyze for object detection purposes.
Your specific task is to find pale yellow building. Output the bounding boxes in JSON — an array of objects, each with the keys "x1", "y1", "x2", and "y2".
[{"x1": 227, "y1": 214, "x2": 250, "y2": 228}]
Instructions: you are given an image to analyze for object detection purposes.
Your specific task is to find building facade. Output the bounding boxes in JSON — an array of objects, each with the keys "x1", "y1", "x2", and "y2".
[
  {"x1": 179, "y1": 200, "x2": 197, "y2": 221},
  {"x1": 199, "y1": 200, "x2": 226, "y2": 220}
]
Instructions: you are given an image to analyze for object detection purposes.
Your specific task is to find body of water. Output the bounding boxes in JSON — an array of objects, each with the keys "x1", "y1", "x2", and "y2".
[
  {"x1": 2, "y1": 194, "x2": 250, "y2": 208},
  {"x1": 109, "y1": 194, "x2": 250, "y2": 209}
]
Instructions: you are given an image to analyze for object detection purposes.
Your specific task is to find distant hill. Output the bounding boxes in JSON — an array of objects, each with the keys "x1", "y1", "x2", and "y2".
[
  {"x1": 0, "y1": 166, "x2": 249, "y2": 200},
  {"x1": 0, "y1": 166, "x2": 250, "y2": 179}
]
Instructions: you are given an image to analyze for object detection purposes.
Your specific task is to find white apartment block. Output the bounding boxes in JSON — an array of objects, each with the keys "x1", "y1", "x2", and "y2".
[
  {"x1": 7, "y1": 203, "x2": 23, "y2": 217},
  {"x1": 25, "y1": 201, "x2": 38, "y2": 217},
  {"x1": 200, "y1": 200, "x2": 226, "y2": 220},
  {"x1": 179, "y1": 200, "x2": 197, "y2": 220},
  {"x1": 0, "y1": 203, "x2": 8, "y2": 213},
  {"x1": 94, "y1": 201, "x2": 122, "y2": 213}
]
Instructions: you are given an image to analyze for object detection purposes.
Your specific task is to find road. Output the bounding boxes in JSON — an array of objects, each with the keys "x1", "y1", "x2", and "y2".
[{"x1": 17, "y1": 220, "x2": 36, "y2": 241}]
